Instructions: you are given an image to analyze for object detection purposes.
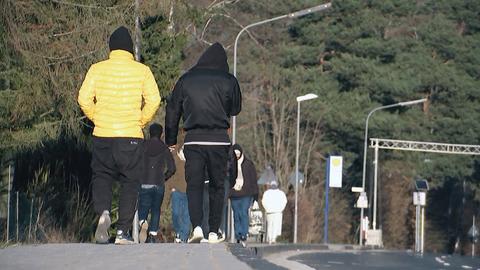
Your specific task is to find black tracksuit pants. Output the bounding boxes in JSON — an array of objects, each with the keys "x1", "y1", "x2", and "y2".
[
  {"x1": 184, "y1": 144, "x2": 229, "y2": 233},
  {"x1": 91, "y1": 136, "x2": 143, "y2": 232}
]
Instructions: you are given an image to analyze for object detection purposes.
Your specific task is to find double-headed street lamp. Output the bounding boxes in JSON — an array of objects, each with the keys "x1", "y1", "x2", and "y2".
[
  {"x1": 359, "y1": 98, "x2": 427, "y2": 245},
  {"x1": 231, "y1": 2, "x2": 331, "y2": 144},
  {"x1": 294, "y1": 93, "x2": 318, "y2": 244}
]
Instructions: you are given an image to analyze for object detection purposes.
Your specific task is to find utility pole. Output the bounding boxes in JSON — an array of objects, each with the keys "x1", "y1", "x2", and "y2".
[
  {"x1": 134, "y1": 0, "x2": 141, "y2": 62},
  {"x1": 6, "y1": 164, "x2": 12, "y2": 243},
  {"x1": 469, "y1": 215, "x2": 478, "y2": 257},
  {"x1": 473, "y1": 216, "x2": 476, "y2": 257},
  {"x1": 132, "y1": 0, "x2": 141, "y2": 244}
]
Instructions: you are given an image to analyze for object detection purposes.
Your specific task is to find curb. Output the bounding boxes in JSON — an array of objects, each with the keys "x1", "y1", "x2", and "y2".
[
  {"x1": 252, "y1": 244, "x2": 329, "y2": 258},
  {"x1": 228, "y1": 244, "x2": 288, "y2": 270},
  {"x1": 249, "y1": 243, "x2": 382, "y2": 257}
]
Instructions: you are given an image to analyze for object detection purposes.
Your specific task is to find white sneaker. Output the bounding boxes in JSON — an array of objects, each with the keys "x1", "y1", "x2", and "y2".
[
  {"x1": 174, "y1": 233, "x2": 182, "y2": 243},
  {"x1": 200, "y1": 238, "x2": 209, "y2": 243},
  {"x1": 188, "y1": 226, "x2": 204, "y2": 243},
  {"x1": 240, "y1": 240, "x2": 247, "y2": 248},
  {"x1": 208, "y1": 232, "x2": 224, "y2": 244},
  {"x1": 95, "y1": 211, "x2": 111, "y2": 244},
  {"x1": 139, "y1": 220, "x2": 148, "y2": 243},
  {"x1": 114, "y1": 230, "x2": 135, "y2": 245}
]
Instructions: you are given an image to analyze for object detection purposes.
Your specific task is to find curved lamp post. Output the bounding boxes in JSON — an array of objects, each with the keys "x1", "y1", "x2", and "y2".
[
  {"x1": 228, "y1": 2, "x2": 331, "y2": 243},
  {"x1": 231, "y1": 2, "x2": 331, "y2": 144},
  {"x1": 359, "y1": 98, "x2": 427, "y2": 245}
]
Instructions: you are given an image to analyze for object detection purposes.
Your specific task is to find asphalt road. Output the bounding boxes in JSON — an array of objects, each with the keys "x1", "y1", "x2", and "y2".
[{"x1": 289, "y1": 250, "x2": 480, "y2": 270}]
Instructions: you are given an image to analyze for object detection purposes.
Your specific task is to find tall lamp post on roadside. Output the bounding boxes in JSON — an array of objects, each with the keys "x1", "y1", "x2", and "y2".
[
  {"x1": 294, "y1": 93, "x2": 318, "y2": 244},
  {"x1": 228, "y1": 2, "x2": 331, "y2": 243},
  {"x1": 359, "y1": 98, "x2": 427, "y2": 245},
  {"x1": 231, "y1": 2, "x2": 331, "y2": 144}
]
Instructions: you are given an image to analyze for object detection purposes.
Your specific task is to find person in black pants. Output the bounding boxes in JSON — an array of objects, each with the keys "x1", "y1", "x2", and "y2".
[
  {"x1": 78, "y1": 26, "x2": 160, "y2": 245},
  {"x1": 165, "y1": 42, "x2": 242, "y2": 243},
  {"x1": 138, "y1": 123, "x2": 176, "y2": 243}
]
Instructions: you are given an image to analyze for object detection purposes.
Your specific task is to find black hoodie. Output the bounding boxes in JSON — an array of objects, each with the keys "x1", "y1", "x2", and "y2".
[
  {"x1": 165, "y1": 42, "x2": 242, "y2": 145},
  {"x1": 142, "y1": 137, "x2": 176, "y2": 186}
]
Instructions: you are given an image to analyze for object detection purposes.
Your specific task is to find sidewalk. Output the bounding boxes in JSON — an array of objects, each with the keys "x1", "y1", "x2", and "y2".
[{"x1": 0, "y1": 243, "x2": 252, "y2": 270}]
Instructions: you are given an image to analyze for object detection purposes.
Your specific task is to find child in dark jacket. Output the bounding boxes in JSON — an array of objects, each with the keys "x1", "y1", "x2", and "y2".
[
  {"x1": 229, "y1": 144, "x2": 259, "y2": 247},
  {"x1": 138, "y1": 123, "x2": 176, "y2": 243}
]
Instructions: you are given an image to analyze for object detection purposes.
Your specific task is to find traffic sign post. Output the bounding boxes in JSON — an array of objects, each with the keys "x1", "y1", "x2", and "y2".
[
  {"x1": 468, "y1": 215, "x2": 478, "y2": 257},
  {"x1": 324, "y1": 156, "x2": 343, "y2": 244},
  {"x1": 352, "y1": 187, "x2": 368, "y2": 209},
  {"x1": 413, "y1": 179, "x2": 429, "y2": 254},
  {"x1": 352, "y1": 187, "x2": 368, "y2": 245}
]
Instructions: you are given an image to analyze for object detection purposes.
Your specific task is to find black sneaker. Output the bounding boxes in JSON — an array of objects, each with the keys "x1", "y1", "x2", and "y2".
[
  {"x1": 145, "y1": 234, "x2": 157, "y2": 243},
  {"x1": 115, "y1": 231, "x2": 134, "y2": 245}
]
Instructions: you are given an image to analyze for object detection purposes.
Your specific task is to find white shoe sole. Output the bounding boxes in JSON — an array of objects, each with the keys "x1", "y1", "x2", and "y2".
[
  {"x1": 95, "y1": 214, "x2": 111, "y2": 244},
  {"x1": 114, "y1": 238, "x2": 135, "y2": 245},
  {"x1": 208, "y1": 235, "x2": 225, "y2": 244},
  {"x1": 188, "y1": 234, "x2": 203, "y2": 243},
  {"x1": 188, "y1": 229, "x2": 204, "y2": 243}
]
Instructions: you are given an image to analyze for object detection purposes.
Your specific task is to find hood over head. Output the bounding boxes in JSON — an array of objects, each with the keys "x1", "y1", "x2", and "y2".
[
  {"x1": 232, "y1": 143, "x2": 243, "y2": 153},
  {"x1": 232, "y1": 144, "x2": 243, "y2": 158},
  {"x1": 109, "y1": 26, "x2": 134, "y2": 55},
  {"x1": 270, "y1": 181, "x2": 279, "y2": 189},
  {"x1": 194, "y1": 42, "x2": 229, "y2": 72}
]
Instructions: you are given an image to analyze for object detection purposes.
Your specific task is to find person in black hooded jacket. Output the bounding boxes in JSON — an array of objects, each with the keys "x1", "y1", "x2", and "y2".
[
  {"x1": 229, "y1": 144, "x2": 258, "y2": 246},
  {"x1": 138, "y1": 123, "x2": 176, "y2": 243},
  {"x1": 165, "y1": 42, "x2": 242, "y2": 243}
]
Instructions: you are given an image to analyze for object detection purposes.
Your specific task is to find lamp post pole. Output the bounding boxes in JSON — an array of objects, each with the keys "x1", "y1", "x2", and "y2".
[
  {"x1": 229, "y1": 2, "x2": 331, "y2": 243},
  {"x1": 359, "y1": 98, "x2": 427, "y2": 244},
  {"x1": 232, "y1": 2, "x2": 331, "y2": 143},
  {"x1": 294, "y1": 93, "x2": 318, "y2": 244},
  {"x1": 132, "y1": 0, "x2": 141, "y2": 244}
]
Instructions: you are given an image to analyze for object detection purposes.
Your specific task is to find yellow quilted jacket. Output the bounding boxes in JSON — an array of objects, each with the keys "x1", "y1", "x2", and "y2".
[{"x1": 78, "y1": 50, "x2": 161, "y2": 138}]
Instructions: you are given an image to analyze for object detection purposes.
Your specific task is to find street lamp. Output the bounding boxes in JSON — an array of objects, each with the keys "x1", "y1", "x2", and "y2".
[
  {"x1": 359, "y1": 98, "x2": 427, "y2": 245},
  {"x1": 294, "y1": 93, "x2": 318, "y2": 244},
  {"x1": 231, "y1": 2, "x2": 331, "y2": 144},
  {"x1": 228, "y1": 2, "x2": 331, "y2": 243}
]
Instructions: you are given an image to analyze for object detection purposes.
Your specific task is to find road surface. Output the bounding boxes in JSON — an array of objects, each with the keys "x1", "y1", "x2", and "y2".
[{"x1": 289, "y1": 250, "x2": 480, "y2": 270}]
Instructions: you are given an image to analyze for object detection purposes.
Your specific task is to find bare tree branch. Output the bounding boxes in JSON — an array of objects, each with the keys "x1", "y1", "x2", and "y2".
[
  {"x1": 197, "y1": 13, "x2": 264, "y2": 49},
  {"x1": 40, "y1": 0, "x2": 121, "y2": 10}
]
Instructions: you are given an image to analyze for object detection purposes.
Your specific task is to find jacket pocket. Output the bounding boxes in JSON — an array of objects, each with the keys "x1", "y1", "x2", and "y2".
[
  {"x1": 119, "y1": 139, "x2": 142, "y2": 152},
  {"x1": 115, "y1": 139, "x2": 144, "y2": 171}
]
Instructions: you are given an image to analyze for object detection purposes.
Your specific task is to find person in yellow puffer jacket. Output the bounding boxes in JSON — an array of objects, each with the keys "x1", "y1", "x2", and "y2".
[{"x1": 78, "y1": 26, "x2": 160, "y2": 245}]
